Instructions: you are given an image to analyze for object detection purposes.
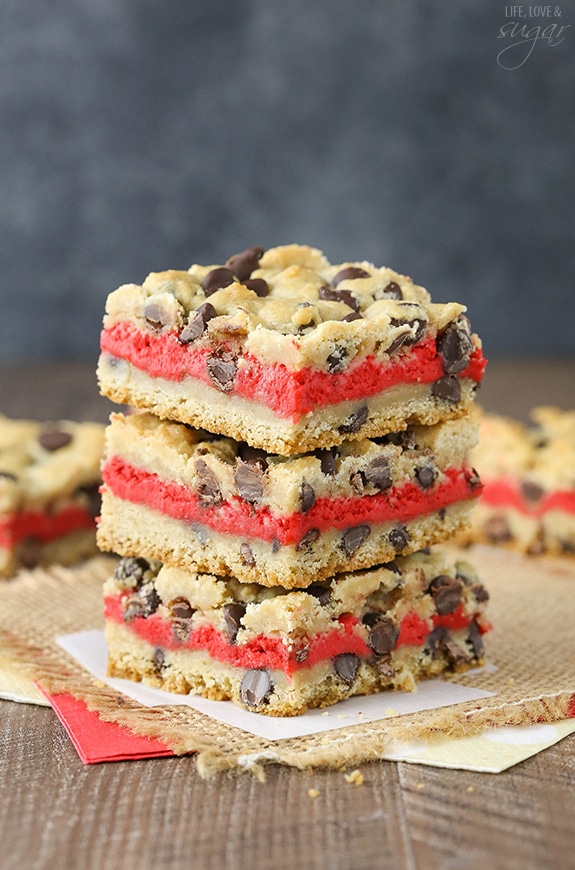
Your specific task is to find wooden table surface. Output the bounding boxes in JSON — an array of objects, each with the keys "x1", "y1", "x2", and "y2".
[{"x1": 1, "y1": 358, "x2": 574, "y2": 870}]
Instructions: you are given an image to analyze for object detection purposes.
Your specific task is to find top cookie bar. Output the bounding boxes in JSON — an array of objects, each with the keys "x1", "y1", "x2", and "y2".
[{"x1": 98, "y1": 244, "x2": 486, "y2": 455}]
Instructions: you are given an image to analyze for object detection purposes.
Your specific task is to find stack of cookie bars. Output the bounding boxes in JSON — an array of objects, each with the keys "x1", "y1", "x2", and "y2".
[{"x1": 96, "y1": 245, "x2": 491, "y2": 716}]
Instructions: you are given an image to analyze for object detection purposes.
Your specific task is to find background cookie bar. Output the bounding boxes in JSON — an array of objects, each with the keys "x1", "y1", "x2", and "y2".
[
  {"x1": 97, "y1": 244, "x2": 486, "y2": 455},
  {"x1": 97, "y1": 411, "x2": 483, "y2": 588},
  {"x1": 104, "y1": 549, "x2": 491, "y2": 716},
  {"x1": 461, "y1": 407, "x2": 575, "y2": 555},
  {"x1": 0, "y1": 414, "x2": 105, "y2": 577}
]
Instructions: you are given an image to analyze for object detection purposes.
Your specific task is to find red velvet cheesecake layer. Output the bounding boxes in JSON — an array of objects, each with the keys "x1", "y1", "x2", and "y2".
[
  {"x1": 482, "y1": 480, "x2": 575, "y2": 517},
  {"x1": 100, "y1": 321, "x2": 486, "y2": 421},
  {"x1": 102, "y1": 456, "x2": 482, "y2": 546},
  {"x1": 104, "y1": 594, "x2": 485, "y2": 678},
  {"x1": 0, "y1": 506, "x2": 96, "y2": 548}
]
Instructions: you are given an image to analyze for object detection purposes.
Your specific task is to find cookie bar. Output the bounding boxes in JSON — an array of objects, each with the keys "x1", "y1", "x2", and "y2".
[
  {"x1": 97, "y1": 411, "x2": 483, "y2": 588},
  {"x1": 461, "y1": 407, "x2": 575, "y2": 555},
  {"x1": 104, "y1": 549, "x2": 490, "y2": 716},
  {"x1": 0, "y1": 414, "x2": 105, "y2": 577},
  {"x1": 97, "y1": 245, "x2": 486, "y2": 455}
]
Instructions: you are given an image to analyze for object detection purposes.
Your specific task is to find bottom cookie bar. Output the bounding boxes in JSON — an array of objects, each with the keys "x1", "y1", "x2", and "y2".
[{"x1": 104, "y1": 550, "x2": 490, "y2": 716}]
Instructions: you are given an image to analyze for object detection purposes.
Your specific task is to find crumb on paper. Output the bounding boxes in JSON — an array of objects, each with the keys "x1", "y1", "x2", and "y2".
[
  {"x1": 337, "y1": 714, "x2": 347, "y2": 720},
  {"x1": 386, "y1": 708, "x2": 398, "y2": 717},
  {"x1": 321, "y1": 711, "x2": 330, "y2": 717},
  {"x1": 357, "y1": 711, "x2": 364, "y2": 718},
  {"x1": 344, "y1": 770, "x2": 365, "y2": 786},
  {"x1": 467, "y1": 786, "x2": 475, "y2": 793},
  {"x1": 416, "y1": 783, "x2": 425, "y2": 791},
  {"x1": 308, "y1": 788, "x2": 320, "y2": 799}
]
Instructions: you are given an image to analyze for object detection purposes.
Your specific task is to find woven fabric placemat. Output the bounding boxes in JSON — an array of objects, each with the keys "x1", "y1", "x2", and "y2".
[{"x1": 0, "y1": 547, "x2": 574, "y2": 778}]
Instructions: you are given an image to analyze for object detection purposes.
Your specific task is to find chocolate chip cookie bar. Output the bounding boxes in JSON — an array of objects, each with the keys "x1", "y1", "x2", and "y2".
[
  {"x1": 0, "y1": 414, "x2": 105, "y2": 577},
  {"x1": 97, "y1": 245, "x2": 486, "y2": 456},
  {"x1": 104, "y1": 549, "x2": 490, "y2": 716},
  {"x1": 461, "y1": 407, "x2": 575, "y2": 555},
  {"x1": 97, "y1": 411, "x2": 482, "y2": 588}
]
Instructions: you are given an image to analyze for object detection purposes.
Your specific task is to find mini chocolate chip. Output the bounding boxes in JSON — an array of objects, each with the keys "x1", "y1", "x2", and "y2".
[
  {"x1": 465, "y1": 467, "x2": 482, "y2": 490},
  {"x1": 522, "y1": 480, "x2": 545, "y2": 503},
  {"x1": 235, "y1": 460, "x2": 265, "y2": 503},
  {"x1": 225, "y1": 246, "x2": 264, "y2": 282},
  {"x1": 389, "y1": 526, "x2": 409, "y2": 551},
  {"x1": 382, "y1": 281, "x2": 403, "y2": 299},
  {"x1": 333, "y1": 653, "x2": 360, "y2": 686},
  {"x1": 38, "y1": 430, "x2": 73, "y2": 452},
  {"x1": 326, "y1": 346, "x2": 347, "y2": 373},
  {"x1": 240, "y1": 669, "x2": 273, "y2": 707},
  {"x1": 295, "y1": 528, "x2": 320, "y2": 552},
  {"x1": 471, "y1": 583, "x2": 490, "y2": 603},
  {"x1": 195, "y1": 459, "x2": 222, "y2": 507},
  {"x1": 318, "y1": 285, "x2": 361, "y2": 312},
  {"x1": 240, "y1": 542, "x2": 256, "y2": 566},
  {"x1": 368, "y1": 617, "x2": 399, "y2": 657},
  {"x1": 339, "y1": 405, "x2": 368, "y2": 435},
  {"x1": 332, "y1": 267, "x2": 370, "y2": 286},
  {"x1": 169, "y1": 597, "x2": 195, "y2": 620},
  {"x1": 201, "y1": 267, "x2": 235, "y2": 295},
  {"x1": 467, "y1": 620, "x2": 485, "y2": 660},
  {"x1": 415, "y1": 466, "x2": 437, "y2": 490},
  {"x1": 316, "y1": 447, "x2": 338, "y2": 476},
  {"x1": 152, "y1": 647, "x2": 165, "y2": 674},
  {"x1": 180, "y1": 302, "x2": 217, "y2": 343},
  {"x1": 223, "y1": 603, "x2": 247, "y2": 643},
  {"x1": 114, "y1": 556, "x2": 151, "y2": 588},
  {"x1": 437, "y1": 320, "x2": 474, "y2": 375},
  {"x1": 306, "y1": 584, "x2": 332, "y2": 606},
  {"x1": 207, "y1": 350, "x2": 237, "y2": 392},
  {"x1": 243, "y1": 278, "x2": 269, "y2": 297},
  {"x1": 342, "y1": 311, "x2": 363, "y2": 322},
  {"x1": 341, "y1": 524, "x2": 371, "y2": 557},
  {"x1": 364, "y1": 456, "x2": 393, "y2": 491},
  {"x1": 428, "y1": 575, "x2": 463, "y2": 615},
  {"x1": 144, "y1": 302, "x2": 170, "y2": 330},
  {"x1": 300, "y1": 481, "x2": 316, "y2": 513},
  {"x1": 431, "y1": 376, "x2": 461, "y2": 404},
  {"x1": 483, "y1": 515, "x2": 512, "y2": 543}
]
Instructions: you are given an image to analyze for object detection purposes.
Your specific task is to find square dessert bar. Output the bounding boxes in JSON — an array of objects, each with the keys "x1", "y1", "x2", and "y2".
[
  {"x1": 97, "y1": 411, "x2": 483, "y2": 588},
  {"x1": 104, "y1": 549, "x2": 491, "y2": 716},
  {"x1": 460, "y1": 407, "x2": 575, "y2": 555},
  {"x1": 0, "y1": 414, "x2": 105, "y2": 577},
  {"x1": 97, "y1": 245, "x2": 486, "y2": 455}
]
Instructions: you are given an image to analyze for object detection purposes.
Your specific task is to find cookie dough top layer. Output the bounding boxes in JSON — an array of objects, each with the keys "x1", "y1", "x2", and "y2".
[
  {"x1": 103, "y1": 244, "x2": 479, "y2": 372},
  {"x1": 0, "y1": 414, "x2": 105, "y2": 513}
]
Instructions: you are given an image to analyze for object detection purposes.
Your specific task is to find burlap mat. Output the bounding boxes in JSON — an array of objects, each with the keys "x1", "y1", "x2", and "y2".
[{"x1": 0, "y1": 547, "x2": 574, "y2": 779}]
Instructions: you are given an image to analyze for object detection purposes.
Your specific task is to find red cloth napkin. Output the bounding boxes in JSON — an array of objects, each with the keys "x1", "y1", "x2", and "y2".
[{"x1": 38, "y1": 688, "x2": 175, "y2": 763}]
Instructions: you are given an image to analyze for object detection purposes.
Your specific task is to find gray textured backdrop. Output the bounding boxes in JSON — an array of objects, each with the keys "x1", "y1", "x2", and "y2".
[{"x1": 0, "y1": 0, "x2": 574, "y2": 364}]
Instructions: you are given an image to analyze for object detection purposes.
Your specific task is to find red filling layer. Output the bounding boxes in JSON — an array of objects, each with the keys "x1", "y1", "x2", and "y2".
[
  {"x1": 0, "y1": 506, "x2": 95, "y2": 548},
  {"x1": 105, "y1": 595, "x2": 481, "y2": 678},
  {"x1": 102, "y1": 456, "x2": 481, "y2": 546},
  {"x1": 481, "y1": 479, "x2": 575, "y2": 517},
  {"x1": 100, "y1": 321, "x2": 486, "y2": 421}
]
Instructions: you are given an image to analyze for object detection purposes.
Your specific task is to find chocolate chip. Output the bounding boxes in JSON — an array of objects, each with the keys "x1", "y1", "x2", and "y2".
[
  {"x1": 386, "y1": 330, "x2": 412, "y2": 355},
  {"x1": 316, "y1": 447, "x2": 338, "y2": 476},
  {"x1": 295, "y1": 528, "x2": 320, "y2": 552},
  {"x1": 240, "y1": 669, "x2": 273, "y2": 707},
  {"x1": 444, "y1": 637, "x2": 470, "y2": 667},
  {"x1": 223, "y1": 603, "x2": 247, "y2": 643},
  {"x1": 235, "y1": 460, "x2": 265, "y2": 503},
  {"x1": 333, "y1": 653, "x2": 360, "y2": 686},
  {"x1": 342, "y1": 524, "x2": 371, "y2": 556},
  {"x1": 383, "y1": 559, "x2": 402, "y2": 575},
  {"x1": 225, "y1": 246, "x2": 264, "y2": 282},
  {"x1": 424, "y1": 626, "x2": 448, "y2": 658},
  {"x1": 428, "y1": 574, "x2": 463, "y2": 615},
  {"x1": 201, "y1": 267, "x2": 235, "y2": 295},
  {"x1": 350, "y1": 471, "x2": 364, "y2": 495},
  {"x1": 169, "y1": 597, "x2": 195, "y2": 620},
  {"x1": 299, "y1": 482, "x2": 316, "y2": 513},
  {"x1": 326, "y1": 346, "x2": 347, "y2": 373},
  {"x1": 144, "y1": 302, "x2": 170, "y2": 330},
  {"x1": 382, "y1": 281, "x2": 403, "y2": 299},
  {"x1": 123, "y1": 586, "x2": 160, "y2": 623},
  {"x1": 364, "y1": 456, "x2": 393, "y2": 491},
  {"x1": 318, "y1": 285, "x2": 361, "y2": 312},
  {"x1": 77, "y1": 483, "x2": 101, "y2": 518},
  {"x1": 195, "y1": 459, "x2": 222, "y2": 507},
  {"x1": 180, "y1": 302, "x2": 217, "y2": 343},
  {"x1": 437, "y1": 320, "x2": 474, "y2": 375},
  {"x1": 38, "y1": 429, "x2": 73, "y2": 452},
  {"x1": 237, "y1": 444, "x2": 268, "y2": 470},
  {"x1": 467, "y1": 620, "x2": 485, "y2": 659},
  {"x1": 206, "y1": 350, "x2": 237, "y2": 392},
  {"x1": 113, "y1": 556, "x2": 151, "y2": 589},
  {"x1": 342, "y1": 311, "x2": 363, "y2": 322},
  {"x1": 375, "y1": 657, "x2": 395, "y2": 678},
  {"x1": 465, "y1": 467, "x2": 482, "y2": 490},
  {"x1": 415, "y1": 466, "x2": 437, "y2": 490},
  {"x1": 339, "y1": 405, "x2": 368, "y2": 435},
  {"x1": 389, "y1": 317, "x2": 427, "y2": 345},
  {"x1": 240, "y1": 542, "x2": 256, "y2": 566},
  {"x1": 295, "y1": 647, "x2": 309, "y2": 663},
  {"x1": 389, "y1": 526, "x2": 409, "y2": 551},
  {"x1": 243, "y1": 278, "x2": 269, "y2": 297},
  {"x1": 362, "y1": 612, "x2": 383, "y2": 628},
  {"x1": 522, "y1": 480, "x2": 544, "y2": 503},
  {"x1": 431, "y1": 376, "x2": 461, "y2": 404},
  {"x1": 306, "y1": 584, "x2": 332, "y2": 606},
  {"x1": 368, "y1": 617, "x2": 399, "y2": 656},
  {"x1": 172, "y1": 619, "x2": 192, "y2": 644},
  {"x1": 332, "y1": 267, "x2": 370, "y2": 286},
  {"x1": 271, "y1": 538, "x2": 280, "y2": 553},
  {"x1": 152, "y1": 647, "x2": 165, "y2": 674},
  {"x1": 483, "y1": 515, "x2": 512, "y2": 543},
  {"x1": 18, "y1": 536, "x2": 42, "y2": 569}
]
